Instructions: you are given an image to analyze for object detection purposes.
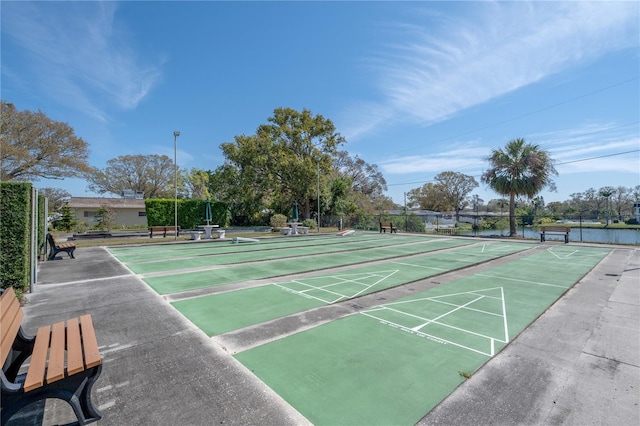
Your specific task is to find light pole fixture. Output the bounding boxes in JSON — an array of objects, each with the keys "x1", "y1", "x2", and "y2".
[{"x1": 173, "y1": 131, "x2": 180, "y2": 240}]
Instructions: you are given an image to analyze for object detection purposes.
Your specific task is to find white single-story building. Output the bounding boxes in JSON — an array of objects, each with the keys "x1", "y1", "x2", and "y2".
[{"x1": 67, "y1": 197, "x2": 147, "y2": 228}]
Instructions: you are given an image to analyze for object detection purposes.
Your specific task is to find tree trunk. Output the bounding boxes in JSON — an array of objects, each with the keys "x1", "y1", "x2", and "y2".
[
  {"x1": 303, "y1": 199, "x2": 311, "y2": 220},
  {"x1": 509, "y1": 192, "x2": 517, "y2": 236}
]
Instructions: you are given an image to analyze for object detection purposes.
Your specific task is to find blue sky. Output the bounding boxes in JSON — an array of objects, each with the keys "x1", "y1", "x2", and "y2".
[{"x1": 2, "y1": 1, "x2": 639, "y2": 206}]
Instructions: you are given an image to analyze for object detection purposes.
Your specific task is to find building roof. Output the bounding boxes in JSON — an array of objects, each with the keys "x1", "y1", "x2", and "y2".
[{"x1": 68, "y1": 197, "x2": 146, "y2": 209}]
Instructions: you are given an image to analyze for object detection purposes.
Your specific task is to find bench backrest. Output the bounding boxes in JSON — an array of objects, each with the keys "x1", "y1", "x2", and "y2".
[
  {"x1": 380, "y1": 222, "x2": 394, "y2": 227},
  {"x1": 46, "y1": 233, "x2": 57, "y2": 248},
  {"x1": 149, "y1": 226, "x2": 180, "y2": 231},
  {"x1": 541, "y1": 226, "x2": 570, "y2": 232},
  {"x1": 1, "y1": 288, "x2": 23, "y2": 367}
]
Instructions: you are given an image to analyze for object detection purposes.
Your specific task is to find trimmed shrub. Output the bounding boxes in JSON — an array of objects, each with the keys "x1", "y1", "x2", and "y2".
[
  {"x1": 302, "y1": 218, "x2": 317, "y2": 230},
  {"x1": 145, "y1": 199, "x2": 230, "y2": 229},
  {"x1": 270, "y1": 213, "x2": 287, "y2": 229},
  {"x1": 0, "y1": 182, "x2": 31, "y2": 293}
]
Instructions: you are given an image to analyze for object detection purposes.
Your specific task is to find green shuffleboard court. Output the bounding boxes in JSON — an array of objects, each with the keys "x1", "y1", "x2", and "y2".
[
  {"x1": 172, "y1": 242, "x2": 533, "y2": 336},
  {"x1": 140, "y1": 235, "x2": 473, "y2": 294},
  {"x1": 113, "y1": 234, "x2": 427, "y2": 273},
  {"x1": 234, "y1": 245, "x2": 611, "y2": 425},
  {"x1": 109, "y1": 234, "x2": 375, "y2": 263}
]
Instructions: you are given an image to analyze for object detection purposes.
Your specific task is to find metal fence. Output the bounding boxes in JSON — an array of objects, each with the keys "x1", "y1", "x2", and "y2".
[{"x1": 321, "y1": 213, "x2": 639, "y2": 245}]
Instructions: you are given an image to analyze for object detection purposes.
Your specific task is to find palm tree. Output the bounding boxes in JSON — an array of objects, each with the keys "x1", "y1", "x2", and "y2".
[{"x1": 481, "y1": 138, "x2": 557, "y2": 236}]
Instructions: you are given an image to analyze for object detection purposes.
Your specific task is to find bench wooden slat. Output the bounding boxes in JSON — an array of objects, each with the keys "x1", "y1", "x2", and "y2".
[
  {"x1": 1, "y1": 291, "x2": 24, "y2": 366},
  {"x1": 80, "y1": 314, "x2": 101, "y2": 368},
  {"x1": 2, "y1": 287, "x2": 103, "y2": 425},
  {"x1": 540, "y1": 226, "x2": 570, "y2": 243},
  {"x1": 23, "y1": 326, "x2": 52, "y2": 392},
  {"x1": 46, "y1": 321, "x2": 66, "y2": 384},
  {"x1": 66, "y1": 317, "x2": 84, "y2": 375}
]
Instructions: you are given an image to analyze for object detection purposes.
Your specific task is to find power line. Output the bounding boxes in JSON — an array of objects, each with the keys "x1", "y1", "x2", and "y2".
[
  {"x1": 390, "y1": 76, "x2": 639, "y2": 156},
  {"x1": 387, "y1": 149, "x2": 639, "y2": 187},
  {"x1": 450, "y1": 120, "x2": 640, "y2": 172},
  {"x1": 383, "y1": 76, "x2": 639, "y2": 191},
  {"x1": 555, "y1": 149, "x2": 639, "y2": 165}
]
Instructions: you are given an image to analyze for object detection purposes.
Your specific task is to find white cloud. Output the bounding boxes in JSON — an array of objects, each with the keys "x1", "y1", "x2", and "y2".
[
  {"x1": 1, "y1": 2, "x2": 162, "y2": 121},
  {"x1": 528, "y1": 121, "x2": 640, "y2": 172},
  {"x1": 380, "y1": 145, "x2": 488, "y2": 175},
  {"x1": 347, "y1": 1, "x2": 639, "y2": 140},
  {"x1": 558, "y1": 155, "x2": 640, "y2": 174}
]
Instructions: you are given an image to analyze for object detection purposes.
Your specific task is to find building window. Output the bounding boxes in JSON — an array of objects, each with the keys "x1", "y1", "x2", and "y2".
[
  {"x1": 138, "y1": 211, "x2": 146, "y2": 217},
  {"x1": 83, "y1": 211, "x2": 95, "y2": 218}
]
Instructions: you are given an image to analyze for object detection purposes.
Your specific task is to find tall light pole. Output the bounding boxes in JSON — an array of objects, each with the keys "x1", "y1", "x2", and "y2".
[
  {"x1": 317, "y1": 161, "x2": 320, "y2": 233},
  {"x1": 173, "y1": 131, "x2": 180, "y2": 240}
]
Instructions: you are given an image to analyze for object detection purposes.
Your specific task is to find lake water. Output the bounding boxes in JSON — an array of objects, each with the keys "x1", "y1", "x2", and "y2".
[{"x1": 461, "y1": 227, "x2": 640, "y2": 245}]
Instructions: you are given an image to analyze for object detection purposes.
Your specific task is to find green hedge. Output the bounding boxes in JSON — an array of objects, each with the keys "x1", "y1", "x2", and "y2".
[
  {"x1": 0, "y1": 182, "x2": 32, "y2": 292},
  {"x1": 145, "y1": 199, "x2": 230, "y2": 229}
]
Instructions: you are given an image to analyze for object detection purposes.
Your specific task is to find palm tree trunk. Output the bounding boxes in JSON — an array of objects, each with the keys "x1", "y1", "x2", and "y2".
[{"x1": 509, "y1": 192, "x2": 517, "y2": 236}]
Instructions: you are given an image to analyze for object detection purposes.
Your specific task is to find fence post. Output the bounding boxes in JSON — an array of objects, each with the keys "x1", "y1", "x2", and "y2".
[{"x1": 579, "y1": 215, "x2": 583, "y2": 242}]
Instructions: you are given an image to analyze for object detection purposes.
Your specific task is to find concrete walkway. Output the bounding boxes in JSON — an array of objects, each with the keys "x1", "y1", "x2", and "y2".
[
  {"x1": 15, "y1": 246, "x2": 309, "y2": 426},
  {"x1": 9, "y1": 242, "x2": 639, "y2": 425}
]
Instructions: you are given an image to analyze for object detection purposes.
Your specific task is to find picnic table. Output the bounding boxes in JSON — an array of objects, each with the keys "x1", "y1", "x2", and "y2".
[
  {"x1": 287, "y1": 222, "x2": 302, "y2": 235},
  {"x1": 201, "y1": 225, "x2": 219, "y2": 239}
]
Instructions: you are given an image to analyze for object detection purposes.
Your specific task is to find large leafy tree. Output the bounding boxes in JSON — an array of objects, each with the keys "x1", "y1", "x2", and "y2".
[
  {"x1": 434, "y1": 171, "x2": 478, "y2": 221},
  {"x1": 182, "y1": 168, "x2": 212, "y2": 200},
  {"x1": 331, "y1": 151, "x2": 388, "y2": 216},
  {"x1": 0, "y1": 101, "x2": 91, "y2": 181},
  {"x1": 481, "y1": 138, "x2": 557, "y2": 236},
  {"x1": 87, "y1": 154, "x2": 175, "y2": 198},
  {"x1": 406, "y1": 183, "x2": 448, "y2": 211},
  {"x1": 218, "y1": 107, "x2": 345, "y2": 221},
  {"x1": 406, "y1": 171, "x2": 477, "y2": 219}
]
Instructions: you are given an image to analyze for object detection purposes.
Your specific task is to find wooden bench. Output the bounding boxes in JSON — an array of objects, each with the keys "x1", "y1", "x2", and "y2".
[
  {"x1": 149, "y1": 225, "x2": 181, "y2": 238},
  {"x1": 1, "y1": 288, "x2": 102, "y2": 425},
  {"x1": 46, "y1": 233, "x2": 76, "y2": 260},
  {"x1": 540, "y1": 226, "x2": 570, "y2": 244},
  {"x1": 379, "y1": 221, "x2": 397, "y2": 233}
]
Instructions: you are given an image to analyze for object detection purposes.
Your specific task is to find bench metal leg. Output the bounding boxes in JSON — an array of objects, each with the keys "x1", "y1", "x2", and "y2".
[
  {"x1": 1, "y1": 365, "x2": 102, "y2": 426},
  {"x1": 47, "y1": 248, "x2": 75, "y2": 260}
]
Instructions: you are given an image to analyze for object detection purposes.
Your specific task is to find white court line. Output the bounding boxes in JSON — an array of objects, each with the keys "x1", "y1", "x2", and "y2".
[
  {"x1": 547, "y1": 248, "x2": 574, "y2": 259},
  {"x1": 347, "y1": 270, "x2": 400, "y2": 300},
  {"x1": 274, "y1": 283, "x2": 337, "y2": 304},
  {"x1": 546, "y1": 247, "x2": 604, "y2": 260},
  {"x1": 411, "y1": 296, "x2": 484, "y2": 332},
  {"x1": 371, "y1": 305, "x2": 506, "y2": 343},
  {"x1": 278, "y1": 270, "x2": 400, "y2": 304},
  {"x1": 391, "y1": 261, "x2": 448, "y2": 271},
  {"x1": 293, "y1": 272, "x2": 394, "y2": 292},
  {"x1": 428, "y1": 298, "x2": 503, "y2": 317},
  {"x1": 501, "y1": 287, "x2": 509, "y2": 343},
  {"x1": 296, "y1": 283, "x2": 347, "y2": 299},
  {"x1": 361, "y1": 311, "x2": 493, "y2": 357},
  {"x1": 382, "y1": 286, "x2": 505, "y2": 307},
  {"x1": 361, "y1": 285, "x2": 512, "y2": 356},
  {"x1": 476, "y1": 273, "x2": 566, "y2": 288}
]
